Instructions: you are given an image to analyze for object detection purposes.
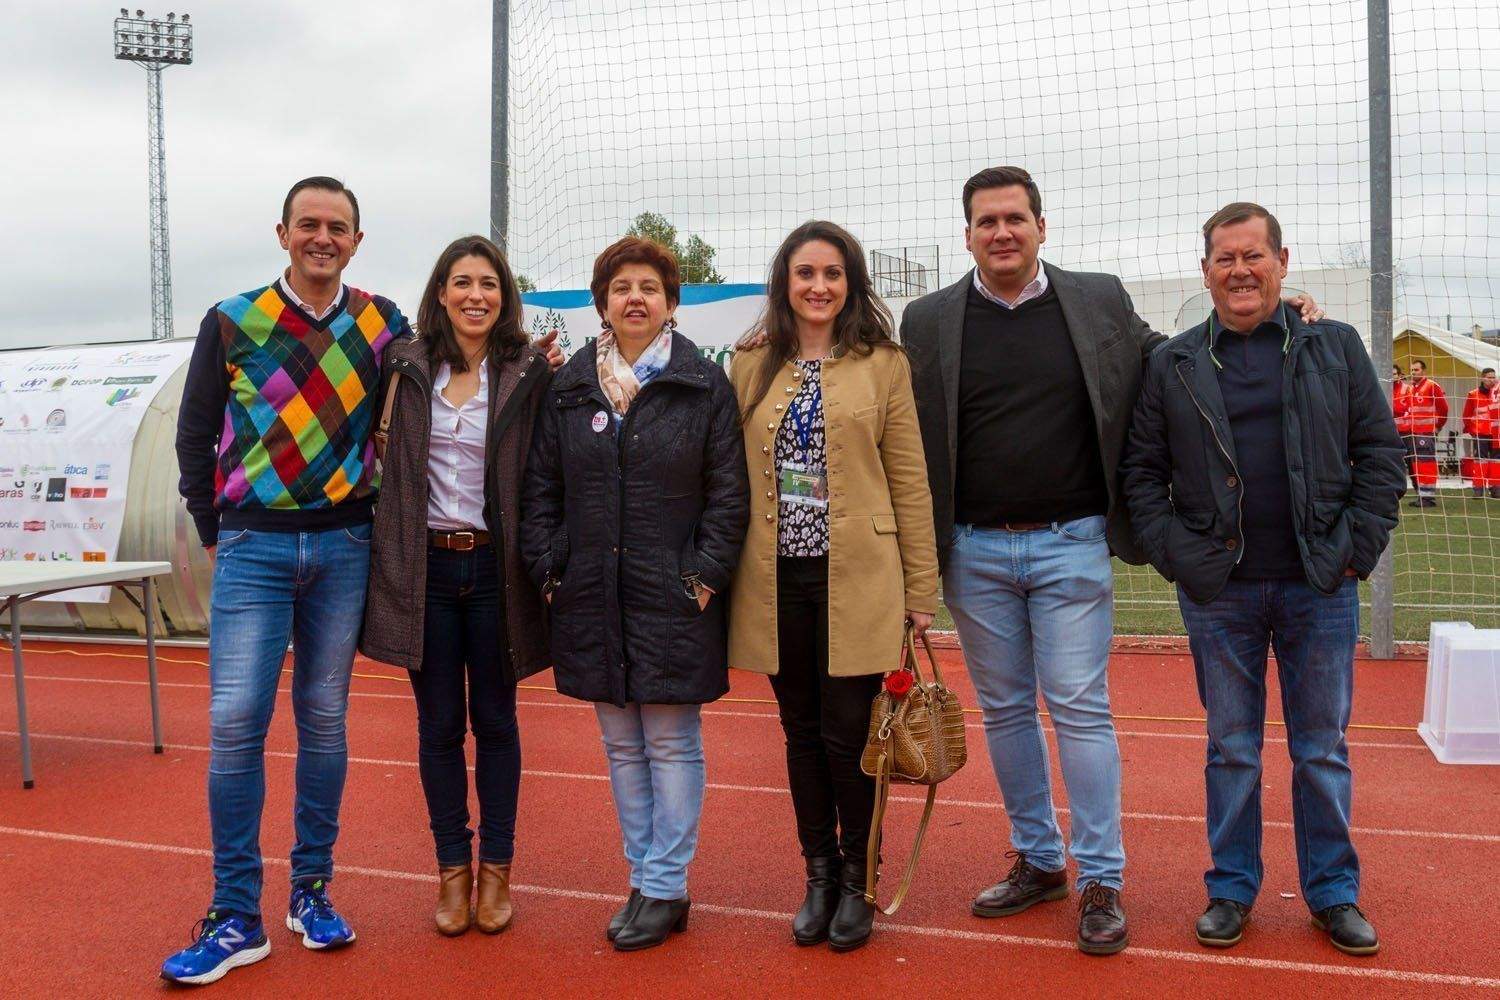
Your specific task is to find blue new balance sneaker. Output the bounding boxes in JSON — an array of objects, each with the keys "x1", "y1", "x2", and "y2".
[
  {"x1": 160, "y1": 911, "x2": 270, "y2": 986},
  {"x1": 286, "y1": 879, "x2": 357, "y2": 950}
]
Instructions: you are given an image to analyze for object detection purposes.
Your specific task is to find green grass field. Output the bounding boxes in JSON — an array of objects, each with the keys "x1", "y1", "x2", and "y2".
[{"x1": 934, "y1": 492, "x2": 1500, "y2": 641}]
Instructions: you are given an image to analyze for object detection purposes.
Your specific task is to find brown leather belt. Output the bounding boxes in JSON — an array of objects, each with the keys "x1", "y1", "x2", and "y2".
[
  {"x1": 990, "y1": 521, "x2": 1052, "y2": 532},
  {"x1": 428, "y1": 528, "x2": 491, "y2": 551}
]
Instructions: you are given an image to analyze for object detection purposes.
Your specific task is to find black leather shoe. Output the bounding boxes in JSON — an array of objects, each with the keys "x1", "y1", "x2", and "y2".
[
  {"x1": 827, "y1": 862, "x2": 875, "y2": 952},
  {"x1": 612, "y1": 896, "x2": 689, "y2": 952},
  {"x1": 605, "y1": 888, "x2": 643, "y2": 942},
  {"x1": 1311, "y1": 903, "x2": 1380, "y2": 956},
  {"x1": 1195, "y1": 899, "x2": 1250, "y2": 948},
  {"x1": 972, "y1": 852, "x2": 1068, "y2": 917},
  {"x1": 793, "y1": 857, "x2": 841, "y2": 946},
  {"x1": 1077, "y1": 881, "x2": 1129, "y2": 956}
]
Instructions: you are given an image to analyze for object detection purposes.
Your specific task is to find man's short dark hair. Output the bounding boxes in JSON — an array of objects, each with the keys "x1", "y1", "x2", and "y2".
[
  {"x1": 1412, "y1": 359, "x2": 1427, "y2": 372},
  {"x1": 1483, "y1": 367, "x2": 1496, "y2": 377},
  {"x1": 282, "y1": 176, "x2": 360, "y2": 232},
  {"x1": 1202, "y1": 202, "x2": 1282, "y2": 257},
  {"x1": 962, "y1": 166, "x2": 1043, "y2": 224}
]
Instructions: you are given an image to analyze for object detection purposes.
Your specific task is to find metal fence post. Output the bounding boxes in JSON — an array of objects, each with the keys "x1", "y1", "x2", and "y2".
[
  {"x1": 492, "y1": 0, "x2": 510, "y2": 251},
  {"x1": 1368, "y1": 0, "x2": 1396, "y2": 658}
]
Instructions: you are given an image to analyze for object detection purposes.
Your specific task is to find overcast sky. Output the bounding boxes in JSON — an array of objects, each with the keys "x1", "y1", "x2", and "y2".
[{"x1": 2, "y1": 0, "x2": 1497, "y2": 351}]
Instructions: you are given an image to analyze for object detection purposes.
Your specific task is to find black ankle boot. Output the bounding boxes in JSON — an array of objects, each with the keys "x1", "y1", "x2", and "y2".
[
  {"x1": 827, "y1": 861, "x2": 875, "y2": 952},
  {"x1": 606, "y1": 888, "x2": 643, "y2": 941},
  {"x1": 612, "y1": 896, "x2": 690, "y2": 952},
  {"x1": 793, "y1": 857, "x2": 842, "y2": 945}
]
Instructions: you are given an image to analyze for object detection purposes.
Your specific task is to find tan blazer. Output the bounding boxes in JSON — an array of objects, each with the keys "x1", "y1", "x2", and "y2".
[{"x1": 728, "y1": 342, "x2": 939, "y2": 677}]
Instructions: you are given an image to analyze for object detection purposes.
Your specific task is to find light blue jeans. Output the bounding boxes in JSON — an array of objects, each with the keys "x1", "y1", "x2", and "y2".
[
  {"x1": 945, "y1": 516, "x2": 1125, "y2": 888},
  {"x1": 594, "y1": 702, "x2": 705, "y2": 900},
  {"x1": 207, "y1": 524, "x2": 371, "y2": 919}
]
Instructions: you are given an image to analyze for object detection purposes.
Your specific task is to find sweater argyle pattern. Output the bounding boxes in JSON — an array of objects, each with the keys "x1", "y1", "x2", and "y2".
[{"x1": 213, "y1": 283, "x2": 401, "y2": 511}]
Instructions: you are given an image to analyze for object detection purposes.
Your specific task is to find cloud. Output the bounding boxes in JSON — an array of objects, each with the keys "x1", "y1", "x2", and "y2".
[{"x1": 1, "y1": 0, "x2": 1496, "y2": 352}]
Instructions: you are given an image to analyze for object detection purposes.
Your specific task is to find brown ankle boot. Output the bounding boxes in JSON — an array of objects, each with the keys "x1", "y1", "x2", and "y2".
[
  {"x1": 475, "y1": 862, "x2": 513, "y2": 934},
  {"x1": 435, "y1": 863, "x2": 473, "y2": 936}
]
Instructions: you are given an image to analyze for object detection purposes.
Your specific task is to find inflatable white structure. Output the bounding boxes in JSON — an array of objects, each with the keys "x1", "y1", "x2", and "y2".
[{"x1": 0, "y1": 339, "x2": 212, "y2": 635}]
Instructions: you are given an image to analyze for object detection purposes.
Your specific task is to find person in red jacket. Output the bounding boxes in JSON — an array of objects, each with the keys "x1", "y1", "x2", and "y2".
[
  {"x1": 1393, "y1": 359, "x2": 1448, "y2": 507},
  {"x1": 1461, "y1": 367, "x2": 1499, "y2": 498}
]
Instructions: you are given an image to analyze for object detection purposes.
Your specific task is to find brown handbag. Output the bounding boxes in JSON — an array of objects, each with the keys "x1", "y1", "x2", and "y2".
[
  {"x1": 371, "y1": 375, "x2": 400, "y2": 462},
  {"x1": 859, "y1": 623, "x2": 968, "y2": 914}
]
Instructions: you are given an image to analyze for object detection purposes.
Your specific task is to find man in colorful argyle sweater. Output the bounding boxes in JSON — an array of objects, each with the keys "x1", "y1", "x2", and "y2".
[{"x1": 164, "y1": 177, "x2": 409, "y2": 985}]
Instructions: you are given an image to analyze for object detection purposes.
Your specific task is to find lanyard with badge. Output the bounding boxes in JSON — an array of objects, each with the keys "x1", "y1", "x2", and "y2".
[{"x1": 778, "y1": 377, "x2": 828, "y2": 509}]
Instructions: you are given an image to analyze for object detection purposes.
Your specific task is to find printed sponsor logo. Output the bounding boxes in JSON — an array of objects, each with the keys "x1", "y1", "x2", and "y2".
[
  {"x1": 0, "y1": 467, "x2": 12, "y2": 478},
  {"x1": 0, "y1": 520, "x2": 18, "y2": 529},
  {"x1": 19, "y1": 414, "x2": 30, "y2": 428},
  {"x1": 20, "y1": 464, "x2": 54, "y2": 476},
  {"x1": 105, "y1": 387, "x2": 142, "y2": 407},
  {"x1": 27, "y1": 481, "x2": 43, "y2": 500},
  {"x1": 23, "y1": 520, "x2": 45, "y2": 532},
  {"x1": 67, "y1": 377, "x2": 104, "y2": 387},
  {"x1": 23, "y1": 552, "x2": 38, "y2": 561},
  {"x1": 83, "y1": 551, "x2": 107, "y2": 562},
  {"x1": 0, "y1": 489, "x2": 22, "y2": 500},
  {"x1": 45, "y1": 408, "x2": 65, "y2": 428},
  {"x1": 103, "y1": 375, "x2": 158, "y2": 386},
  {"x1": 110, "y1": 350, "x2": 171, "y2": 366},
  {"x1": 18, "y1": 378, "x2": 46, "y2": 391},
  {"x1": 47, "y1": 376, "x2": 69, "y2": 391},
  {"x1": 24, "y1": 360, "x2": 79, "y2": 373},
  {"x1": 46, "y1": 478, "x2": 66, "y2": 502},
  {"x1": 94, "y1": 463, "x2": 111, "y2": 480},
  {"x1": 0, "y1": 548, "x2": 16, "y2": 559},
  {"x1": 82, "y1": 517, "x2": 106, "y2": 531},
  {"x1": 0, "y1": 417, "x2": 4, "y2": 428},
  {"x1": 48, "y1": 551, "x2": 74, "y2": 561},
  {"x1": 69, "y1": 487, "x2": 108, "y2": 499},
  {"x1": 63, "y1": 463, "x2": 88, "y2": 476}
]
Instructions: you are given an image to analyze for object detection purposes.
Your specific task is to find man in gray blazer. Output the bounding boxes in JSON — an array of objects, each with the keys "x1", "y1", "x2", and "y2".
[{"x1": 900, "y1": 166, "x2": 1317, "y2": 955}]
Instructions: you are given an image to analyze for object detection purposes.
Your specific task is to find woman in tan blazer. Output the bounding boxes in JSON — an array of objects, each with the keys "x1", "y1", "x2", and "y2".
[{"x1": 728, "y1": 220, "x2": 938, "y2": 953}]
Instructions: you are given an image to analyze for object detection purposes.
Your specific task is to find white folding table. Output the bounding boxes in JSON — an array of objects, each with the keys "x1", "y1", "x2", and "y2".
[{"x1": 1, "y1": 561, "x2": 173, "y2": 788}]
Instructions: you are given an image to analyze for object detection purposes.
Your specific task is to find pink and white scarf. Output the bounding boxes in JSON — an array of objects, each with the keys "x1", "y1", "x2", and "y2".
[{"x1": 596, "y1": 327, "x2": 673, "y2": 416}]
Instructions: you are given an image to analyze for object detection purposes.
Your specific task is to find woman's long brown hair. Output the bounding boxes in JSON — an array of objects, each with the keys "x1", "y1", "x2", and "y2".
[
  {"x1": 740, "y1": 220, "x2": 896, "y2": 423},
  {"x1": 417, "y1": 234, "x2": 526, "y2": 371}
]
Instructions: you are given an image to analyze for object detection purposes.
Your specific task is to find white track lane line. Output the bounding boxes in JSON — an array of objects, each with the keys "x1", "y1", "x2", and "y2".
[
  {"x1": 0, "y1": 823, "x2": 1495, "y2": 991},
  {"x1": 4, "y1": 728, "x2": 1495, "y2": 846},
  {"x1": 1, "y1": 672, "x2": 1430, "y2": 751}
]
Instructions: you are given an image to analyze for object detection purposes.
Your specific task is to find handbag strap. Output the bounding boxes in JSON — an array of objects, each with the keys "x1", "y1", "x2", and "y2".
[
  {"x1": 903, "y1": 623, "x2": 946, "y2": 688},
  {"x1": 372, "y1": 375, "x2": 400, "y2": 458},
  {"x1": 863, "y1": 732, "x2": 939, "y2": 916}
]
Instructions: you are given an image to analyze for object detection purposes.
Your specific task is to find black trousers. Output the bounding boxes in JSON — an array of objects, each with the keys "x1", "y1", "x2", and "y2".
[
  {"x1": 409, "y1": 544, "x2": 521, "y2": 866},
  {"x1": 769, "y1": 555, "x2": 883, "y2": 865}
]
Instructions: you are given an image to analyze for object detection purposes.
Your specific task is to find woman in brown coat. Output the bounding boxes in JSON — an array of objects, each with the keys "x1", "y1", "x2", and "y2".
[
  {"x1": 728, "y1": 221, "x2": 939, "y2": 952},
  {"x1": 360, "y1": 235, "x2": 551, "y2": 937}
]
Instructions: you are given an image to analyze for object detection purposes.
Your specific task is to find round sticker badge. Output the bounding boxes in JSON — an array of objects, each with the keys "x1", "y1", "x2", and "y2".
[{"x1": 591, "y1": 410, "x2": 609, "y2": 433}]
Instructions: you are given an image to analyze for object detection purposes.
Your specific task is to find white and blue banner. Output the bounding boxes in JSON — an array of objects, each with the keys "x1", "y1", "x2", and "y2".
[{"x1": 522, "y1": 283, "x2": 766, "y2": 368}]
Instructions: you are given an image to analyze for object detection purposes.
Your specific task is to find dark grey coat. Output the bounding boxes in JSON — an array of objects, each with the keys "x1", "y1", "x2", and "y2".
[
  {"x1": 900, "y1": 263, "x2": 1167, "y2": 570},
  {"x1": 1120, "y1": 312, "x2": 1407, "y2": 604},
  {"x1": 519, "y1": 333, "x2": 750, "y2": 707},
  {"x1": 360, "y1": 335, "x2": 552, "y2": 678}
]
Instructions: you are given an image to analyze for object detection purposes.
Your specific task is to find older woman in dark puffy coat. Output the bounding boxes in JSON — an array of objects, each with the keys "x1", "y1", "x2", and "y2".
[{"x1": 521, "y1": 236, "x2": 749, "y2": 952}]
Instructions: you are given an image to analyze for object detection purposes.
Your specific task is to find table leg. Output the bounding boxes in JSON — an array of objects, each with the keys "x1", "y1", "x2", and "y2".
[
  {"x1": 10, "y1": 599, "x2": 33, "y2": 789},
  {"x1": 144, "y1": 576, "x2": 163, "y2": 754}
]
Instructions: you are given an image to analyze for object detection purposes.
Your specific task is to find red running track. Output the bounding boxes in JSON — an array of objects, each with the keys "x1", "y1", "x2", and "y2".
[{"x1": 1, "y1": 641, "x2": 1497, "y2": 998}]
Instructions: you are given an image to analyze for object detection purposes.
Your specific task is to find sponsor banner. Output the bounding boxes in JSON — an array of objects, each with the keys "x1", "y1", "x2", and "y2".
[
  {"x1": 521, "y1": 283, "x2": 766, "y2": 370},
  {"x1": 0, "y1": 340, "x2": 193, "y2": 600}
]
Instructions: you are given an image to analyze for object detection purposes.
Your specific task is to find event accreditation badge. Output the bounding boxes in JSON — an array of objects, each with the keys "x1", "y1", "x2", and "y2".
[{"x1": 778, "y1": 462, "x2": 828, "y2": 509}]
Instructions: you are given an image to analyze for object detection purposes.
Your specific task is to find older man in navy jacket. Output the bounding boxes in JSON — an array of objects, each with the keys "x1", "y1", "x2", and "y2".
[{"x1": 1121, "y1": 202, "x2": 1405, "y2": 957}]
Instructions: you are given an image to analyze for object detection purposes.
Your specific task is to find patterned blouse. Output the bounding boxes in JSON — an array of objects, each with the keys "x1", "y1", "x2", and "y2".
[{"x1": 776, "y1": 359, "x2": 830, "y2": 557}]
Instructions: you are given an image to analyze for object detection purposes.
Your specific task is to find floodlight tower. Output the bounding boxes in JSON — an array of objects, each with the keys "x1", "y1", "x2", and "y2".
[{"x1": 114, "y1": 9, "x2": 193, "y2": 341}]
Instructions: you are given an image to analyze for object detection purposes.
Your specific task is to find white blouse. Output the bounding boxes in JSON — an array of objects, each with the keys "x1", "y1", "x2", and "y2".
[{"x1": 426, "y1": 361, "x2": 489, "y2": 531}]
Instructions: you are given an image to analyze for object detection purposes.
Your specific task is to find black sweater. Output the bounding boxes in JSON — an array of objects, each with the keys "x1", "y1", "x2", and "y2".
[{"x1": 955, "y1": 284, "x2": 1108, "y2": 526}]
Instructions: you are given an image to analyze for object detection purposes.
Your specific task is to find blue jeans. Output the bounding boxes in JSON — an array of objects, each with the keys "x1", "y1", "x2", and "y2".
[
  {"x1": 945, "y1": 517, "x2": 1125, "y2": 888},
  {"x1": 207, "y1": 524, "x2": 371, "y2": 919},
  {"x1": 594, "y1": 702, "x2": 705, "y2": 899},
  {"x1": 1177, "y1": 577, "x2": 1360, "y2": 912}
]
